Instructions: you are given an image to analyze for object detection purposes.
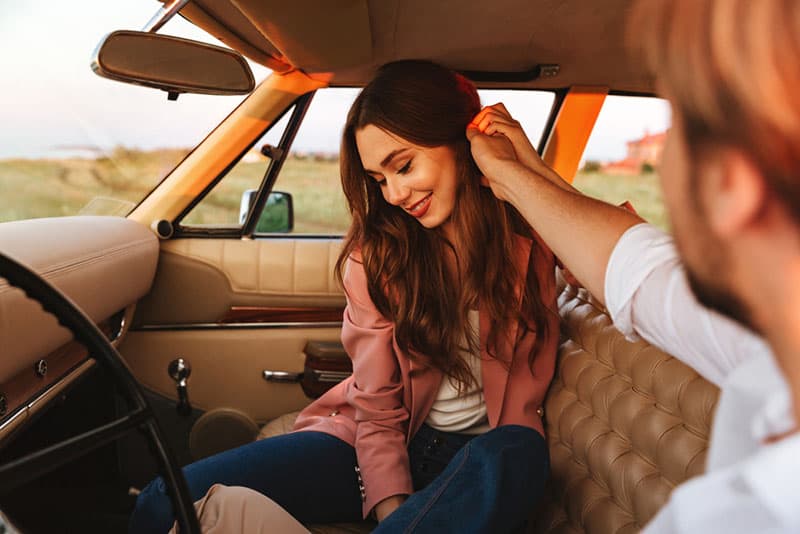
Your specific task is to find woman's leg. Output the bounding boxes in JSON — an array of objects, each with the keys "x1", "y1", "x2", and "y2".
[
  {"x1": 129, "y1": 431, "x2": 362, "y2": 534},
  {"x1": 375, "y1": 425, "x2": 549, "y2": 533}
]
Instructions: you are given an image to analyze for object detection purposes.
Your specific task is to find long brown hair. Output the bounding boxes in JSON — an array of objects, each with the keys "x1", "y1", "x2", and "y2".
[{"x1": 337, "y1": 60, "x2": 550, "y2": 389}]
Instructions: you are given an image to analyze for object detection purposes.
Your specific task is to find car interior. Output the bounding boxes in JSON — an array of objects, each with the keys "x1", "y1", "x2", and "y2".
[{"x1": 0, "y1": 1, "x2": 719, "y2": 533}]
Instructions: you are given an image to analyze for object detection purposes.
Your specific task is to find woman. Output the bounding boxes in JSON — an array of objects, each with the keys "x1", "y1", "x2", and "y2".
[{"x1": 130, "y1": 60, "x2": 559, "y2": 533}]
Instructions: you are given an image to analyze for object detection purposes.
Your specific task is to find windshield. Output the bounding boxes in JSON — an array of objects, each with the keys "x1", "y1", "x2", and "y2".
[{"x1": 0, "y1": 0, "x2": 270, "y2": 222}]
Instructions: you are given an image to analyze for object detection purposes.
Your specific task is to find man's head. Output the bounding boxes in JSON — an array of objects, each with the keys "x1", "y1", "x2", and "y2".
[{"x1": 631, "y1": 0, "x2": 800, "y2": 334}]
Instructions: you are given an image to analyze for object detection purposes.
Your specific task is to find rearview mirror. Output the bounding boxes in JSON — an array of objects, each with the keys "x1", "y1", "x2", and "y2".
[
  {"x1": 91, "y1": 30, "x2": 255, "y2": 97},
  {"x1": 240, "y1": 190, "x2": 294, "y2": 233}
]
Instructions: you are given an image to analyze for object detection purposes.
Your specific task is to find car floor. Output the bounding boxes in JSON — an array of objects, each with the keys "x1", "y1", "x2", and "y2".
[{"x1": 0, "y1": 368, "x2": 140, "y2": 533}]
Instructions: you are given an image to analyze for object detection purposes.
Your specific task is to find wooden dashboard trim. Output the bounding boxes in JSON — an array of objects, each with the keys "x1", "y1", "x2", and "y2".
[
  {"x1": 218, "y1": 306, "x2": 345, "y2": 324},
  {"x1": 0, "y1": 322, "x2": 114, "y2": 447}
]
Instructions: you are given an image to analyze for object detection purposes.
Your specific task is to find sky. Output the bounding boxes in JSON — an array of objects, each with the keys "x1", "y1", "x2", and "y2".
[{"x1": 0, "y1": 0, "x2": 670, "y2": 161}]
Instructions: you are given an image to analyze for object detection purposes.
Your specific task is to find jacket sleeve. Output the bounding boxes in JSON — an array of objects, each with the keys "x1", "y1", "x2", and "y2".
[{"x1": 341, "y1": 256, "x2": 413, "y2": 518}]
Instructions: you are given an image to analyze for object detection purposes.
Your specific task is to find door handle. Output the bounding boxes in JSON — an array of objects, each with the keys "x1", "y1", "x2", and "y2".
[{"x1": 262, "y1": 370, "x2": 303, "y2": 383}]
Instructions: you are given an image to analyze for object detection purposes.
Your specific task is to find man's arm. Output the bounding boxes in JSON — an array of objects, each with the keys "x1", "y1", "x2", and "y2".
[
  {"x1": 466, "y1": 112, "x2": 766, "y2": 384},
  {"x1": 471, "y1": 151, "x2": 642, "y2": 304}
]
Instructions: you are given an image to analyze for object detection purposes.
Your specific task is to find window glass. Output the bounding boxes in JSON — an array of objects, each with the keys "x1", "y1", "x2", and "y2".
[
  {"x1": 181, "y1": 111, "x2": 293, "y2": 228},
  {"x1": 261, "y1": 88, "x2": 555, "y2": 235},
  {"x1": 0, "y1": 1, "x2": 270, "y2": 223},
  {"x1": 575, "y1": 95, "x2": 672, "y2": 230},
  {"x1": 272, "y1": 90, "x2": 357, "y2": 234}
]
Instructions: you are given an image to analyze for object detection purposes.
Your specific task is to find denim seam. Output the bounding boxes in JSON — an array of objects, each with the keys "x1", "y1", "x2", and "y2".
[{"x1": 404, "y1": 441, "x2": 473, "y2": 533}]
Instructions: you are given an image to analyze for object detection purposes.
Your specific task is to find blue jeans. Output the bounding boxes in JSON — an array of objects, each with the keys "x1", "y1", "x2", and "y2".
[
  {"x1": 380, "y1": 425, "x2": 549, "y2": 533},
  {"x1": 129, "y1": 425, "x2": 548, "y2": 533}
]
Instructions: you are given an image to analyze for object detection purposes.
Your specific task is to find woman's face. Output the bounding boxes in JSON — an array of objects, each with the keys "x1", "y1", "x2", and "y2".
[{"x1": 356, "y1": 124, "x2": 459, "y2": 230}]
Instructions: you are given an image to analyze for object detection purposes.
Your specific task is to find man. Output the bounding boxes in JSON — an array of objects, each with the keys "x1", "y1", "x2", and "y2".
[{"x1": 467, "y1": 0, "x2": 799, "y2": 531}]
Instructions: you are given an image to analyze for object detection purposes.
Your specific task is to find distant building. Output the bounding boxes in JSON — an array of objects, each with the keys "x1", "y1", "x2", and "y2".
[{"x1": 602, "y1": 130, "x2": 666, "y2": 175}]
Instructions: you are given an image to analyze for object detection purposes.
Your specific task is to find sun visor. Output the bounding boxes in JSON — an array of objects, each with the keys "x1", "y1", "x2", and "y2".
[
  {"x1": 157, "y1": 0, "x2": 293, "y2": 72},
  {"x1": 229, "y1": 0, "x2": 373, "y2": 72}
]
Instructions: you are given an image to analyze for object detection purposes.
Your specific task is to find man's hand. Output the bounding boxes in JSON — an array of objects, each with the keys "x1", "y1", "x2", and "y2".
[
  {"x1": 467, "y1": 104, "x2": 577, "y2": 201},
  {"x1": 466, "y1": 103, "x2": 643, "y2": 304},
  {"x1": 465, "y1": 122, "x2": 521, "y2": 201},
  {"x1": 470, "y1": 103, "x2": 547, "y2": 174},
  {"x1": 374, "y1": 494, "x2": 407, "y2": 522}
]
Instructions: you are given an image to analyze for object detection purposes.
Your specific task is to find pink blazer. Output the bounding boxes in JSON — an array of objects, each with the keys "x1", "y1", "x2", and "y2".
[{"x1": 293, "y1": 233, "x2": 559, "y2": 517}]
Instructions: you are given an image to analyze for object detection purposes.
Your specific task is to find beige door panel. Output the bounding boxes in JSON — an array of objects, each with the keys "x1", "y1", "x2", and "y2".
[
  {"x1": 135, "y1": 238, "x2": 345, "y2": 325},
  {"x1": 124, "y1": 236, "x2": 346, "y2": 423},
  {"x1": 119, "y1": 326, "x2": 341, "y2": 423}
]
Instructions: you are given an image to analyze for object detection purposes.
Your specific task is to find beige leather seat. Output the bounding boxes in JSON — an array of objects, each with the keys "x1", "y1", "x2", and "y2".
[{"x1": 259, "y1": 283, "x2": 720, "y2": 533}]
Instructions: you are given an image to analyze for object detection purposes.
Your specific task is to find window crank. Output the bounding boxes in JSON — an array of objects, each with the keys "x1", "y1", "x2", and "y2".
[{"x1": 168, "y1": 357, "x2": 192, "y2": 416}]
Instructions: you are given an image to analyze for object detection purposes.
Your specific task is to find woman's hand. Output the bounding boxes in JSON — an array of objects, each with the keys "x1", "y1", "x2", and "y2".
[{"x1": 374, "y1": 494, "x2": 407, "y2": 522}]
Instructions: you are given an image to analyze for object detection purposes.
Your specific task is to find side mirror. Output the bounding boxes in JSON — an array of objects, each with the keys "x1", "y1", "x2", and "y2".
[
  {"x1": 239, "y1": 190, "x2": 294, "y2": 233},
  {"x1": 91, "y1": 30, "x2": 255, "y2": 97}
]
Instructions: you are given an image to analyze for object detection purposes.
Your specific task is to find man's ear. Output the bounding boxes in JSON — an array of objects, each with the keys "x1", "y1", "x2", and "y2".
[{"x1": 702, "y1": 149, "x2": 766, "y2": 238}]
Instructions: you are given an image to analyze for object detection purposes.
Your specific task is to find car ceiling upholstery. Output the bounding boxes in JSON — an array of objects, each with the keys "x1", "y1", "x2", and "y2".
[{"x1": 162, "y1": 0, "x2": 654, "y2": 92}]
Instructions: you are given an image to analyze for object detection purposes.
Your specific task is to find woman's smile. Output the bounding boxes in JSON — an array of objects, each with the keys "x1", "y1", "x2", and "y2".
[{"x1": 407, "y1": 193, "x2": 433, "y2": 218}]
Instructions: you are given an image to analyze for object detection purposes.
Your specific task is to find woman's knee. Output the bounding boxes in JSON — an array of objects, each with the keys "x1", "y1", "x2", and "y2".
[
  {"x1": 129, "y1": 476, "x2": 176, "y2": 534},
  {"x1": 469, "y1": 425, "x2": 549, "y2": 479}
]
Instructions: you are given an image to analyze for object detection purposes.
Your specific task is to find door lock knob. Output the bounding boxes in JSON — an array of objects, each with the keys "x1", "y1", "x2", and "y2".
[{"x1": 168, "y1": 358, "x2": 192, "y2": 416}]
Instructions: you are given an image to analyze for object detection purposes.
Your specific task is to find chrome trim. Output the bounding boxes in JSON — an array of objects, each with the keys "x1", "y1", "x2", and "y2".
[
  {"x1": 0, "y1": 407, "x2": 24, "y2": 435},
  {"x1": 143, "y1": 0, "x2": 192, "y2": 33},
  {"x1": 0, "y1": 360, "x2": 95, "y2": 445},
  {"x1": 137, "y1": 321, "x2": 343, "y2": 331},
  {"x1": 0, "y1": 505, "x2": 22, "y2": 533},
  {"x1": 263, "y1": 370, "x2": 303, "y2": 383},
  {"x1": 111, "y1": 305, "x2": 137, "y2": 347},
  {"x1": 26, "y1": 360, "x2": 95, "y2": 413}
]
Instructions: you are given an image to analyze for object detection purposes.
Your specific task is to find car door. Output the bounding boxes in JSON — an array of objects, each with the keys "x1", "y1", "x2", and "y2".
[{"x1": 116, "y1": 83, "x2": 358, "y2": 477}]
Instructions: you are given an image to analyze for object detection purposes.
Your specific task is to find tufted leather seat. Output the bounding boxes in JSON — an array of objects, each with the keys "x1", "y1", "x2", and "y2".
[{"x1": 258, "y1": 282, "x2": 719, "y2": 533}]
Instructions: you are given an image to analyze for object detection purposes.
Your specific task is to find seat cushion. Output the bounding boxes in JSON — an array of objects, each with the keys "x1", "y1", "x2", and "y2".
[
  {"x1": 258, "y1": 410, "x2": 303, "y2": 440},
  {"x1": 530, "y1": 284, "x2": 720, "y2": 533}
]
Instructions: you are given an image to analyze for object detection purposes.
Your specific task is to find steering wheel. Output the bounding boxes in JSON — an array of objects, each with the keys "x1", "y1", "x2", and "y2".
[{"x1": 0, "y1": 252, "x2": 201, "y2": 534}]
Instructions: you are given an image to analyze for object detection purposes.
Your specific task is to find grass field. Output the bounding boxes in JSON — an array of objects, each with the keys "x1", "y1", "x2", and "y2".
[
  {"x1": 0, "y1": 149, "x2": 667, "y2": 233},
  {"x1": 572, "y1": 171, "x2": 668, "y2": 230}
]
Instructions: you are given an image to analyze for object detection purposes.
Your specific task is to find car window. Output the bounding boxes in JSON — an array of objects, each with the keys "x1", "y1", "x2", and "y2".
[
  {"x1": 245, "y1": 87, "x2": 556, "y2": 236},
  {"x1": 0, "y1": 2, "x2": 270, "y2": 223},
  {"x1": 575, "y1": 95, "x2": 671, "y2": 230},
  {"x1": 180, "y1": 108, "x2": 295, "y2": 229}
]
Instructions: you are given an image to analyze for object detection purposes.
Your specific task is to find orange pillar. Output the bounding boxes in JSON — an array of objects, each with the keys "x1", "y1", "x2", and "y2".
[{"x1": 542, "y1": 87, "x2": 608, "y2": 182}]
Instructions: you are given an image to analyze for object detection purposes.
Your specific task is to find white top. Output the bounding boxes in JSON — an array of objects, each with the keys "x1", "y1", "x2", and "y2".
[
  {"x1": 425, "y1": 310, "x2": 490, "y2": 434},
  {"x1": 605, "y1": 223, "x2": 798, "y2": 533}
]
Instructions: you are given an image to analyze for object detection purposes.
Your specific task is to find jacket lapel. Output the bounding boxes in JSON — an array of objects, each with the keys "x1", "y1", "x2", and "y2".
[
  {"x1": 405, "y1": 346, "x2": 443, "y2": 440},
  {"x1": 481, "y1": 235, "x2": 532, "y2": 426}
]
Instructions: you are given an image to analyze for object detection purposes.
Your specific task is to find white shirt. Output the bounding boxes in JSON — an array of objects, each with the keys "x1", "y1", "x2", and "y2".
[
  {"x1": 425, "y1": 310, "x2": 490, "y2": 434},
  {"x1": 604, "y1": 223, "x2": 798, "y2": 533}
]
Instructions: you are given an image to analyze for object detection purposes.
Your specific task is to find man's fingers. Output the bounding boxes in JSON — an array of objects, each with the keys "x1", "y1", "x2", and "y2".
[
  {"x1": 465, "y1": 124, "x2": 481, "y2": 140},
  {"x1": 471, "y1": 103, "x2": 514, "y2": 132},
  {"x1": 483, "y1": 119, "x2": 518, "y2": 138},
  {"x1": 477, "y1": 113, "x2": 517, "y2": 135},
  {"x1": 490, "y1": 102, "x2": 512, "y2": 119}
]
